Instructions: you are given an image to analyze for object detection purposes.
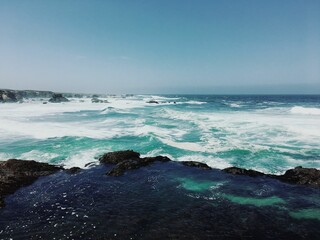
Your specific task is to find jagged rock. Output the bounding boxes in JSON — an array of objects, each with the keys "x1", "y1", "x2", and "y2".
[
  {"x1": 181, "y1": 161, "x2": 212, "y2": 170},
  {"x1": 275, "y1": 166, "x2": 320, "y2": 186},
  {"x1": 99, "y1": 150, "x2": 171, "y2": 176},
  {"x1": 223, "y1": 167, "x2": 265, "y2": 177},
  {"x1": 107, "y1": 156, "x2": 171, "y2": 176},
  {"x1": 0, "y1": 90, "x2": 18, "y2": 103},
  {"x1": 91, "y1": 97, "x2": 107, "y2": 103},
  {"x1": 147, "y1": 100, "x2": 159, "y2": 104},
  {"x1": 49, "y1": 93, "x2": 69, "y2": 103},
  {"x1": 0, "y1": 159, "x2": 62, "y2": 207},
  {"x1": 99, "y1": 150, "x2": 140, "y2": 164},
  {"x1": 223, "y1": 166, "x2": 320, "y2": 187}
]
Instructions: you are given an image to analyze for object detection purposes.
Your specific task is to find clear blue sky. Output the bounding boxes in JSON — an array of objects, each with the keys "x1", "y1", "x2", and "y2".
[{"x1": 0, "y1": 0, "x2": 319, "y2": 94}]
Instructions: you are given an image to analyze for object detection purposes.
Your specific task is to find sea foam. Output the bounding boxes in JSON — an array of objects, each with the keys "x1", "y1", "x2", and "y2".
[{"x1": 290, "y1": 106, "x2": 320, "y2": 115}]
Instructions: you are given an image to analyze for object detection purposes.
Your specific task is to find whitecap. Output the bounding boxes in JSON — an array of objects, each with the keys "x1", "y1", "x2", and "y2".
[{"x1": 290, "y1": 106, "x2": 320, "y2": 115}]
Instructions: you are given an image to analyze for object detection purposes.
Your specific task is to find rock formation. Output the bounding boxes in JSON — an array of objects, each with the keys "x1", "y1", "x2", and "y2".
[{"x1": 49, "y1": 93, "x2": 69, "y2": 103}]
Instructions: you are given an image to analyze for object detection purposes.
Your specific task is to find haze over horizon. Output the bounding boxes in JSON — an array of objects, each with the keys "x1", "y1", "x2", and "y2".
[{"x1": 0, "y1": 0, "x2": 319, "y2": 94}]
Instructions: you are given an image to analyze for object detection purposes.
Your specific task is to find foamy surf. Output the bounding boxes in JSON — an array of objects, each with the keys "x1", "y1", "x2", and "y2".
[{"x1": 290, "y1": 106, "x2": 320, "y2": 115}]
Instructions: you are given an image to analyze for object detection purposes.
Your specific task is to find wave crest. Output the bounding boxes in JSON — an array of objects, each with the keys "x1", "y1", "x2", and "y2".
[{"x1": 290, "y1": 106, "x2": 320, "y2": 115}]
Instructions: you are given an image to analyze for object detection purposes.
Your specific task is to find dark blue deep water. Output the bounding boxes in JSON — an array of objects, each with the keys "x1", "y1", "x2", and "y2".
[{"x1": 0, "y1": 162, "x2": 319, "y2": 239}]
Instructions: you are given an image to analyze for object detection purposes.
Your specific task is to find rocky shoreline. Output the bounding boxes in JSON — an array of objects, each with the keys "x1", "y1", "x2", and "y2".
[{"x1": 1, "y1": 150, "x2": 319, "y2": 208}]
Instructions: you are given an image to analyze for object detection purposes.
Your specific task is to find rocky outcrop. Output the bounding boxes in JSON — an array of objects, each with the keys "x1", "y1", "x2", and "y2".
[
  {"x1": 223, "y1": 167, "x2": 265, "y2": 177},
  {"x1": 1, "y1": 151, "x2": 319, "y2": 209},
  {"x1": 99, "y1": 150, "x2": 141, "y2": 164},
  {"x1": 223, "y1": 166, "x2": 320, "y2": 187},
  {"x1": 99, "y1": 150, "x2": 170, "y2": 176},
  {"x1": 0, "y1": 159, "x2": 62, "y2": 207},
  {"x1": 181, "y1": 161, "x2": 212, "y2": 170},
  {"x1": 275, "y1": 166, "x2": 320, "y2": 186},
  {"x1": 0, "y1": 90, "x2": 18, "y2": 103},
  {"x1": 91, "y1": 97, "x2": 108, "y2": 103},
  {"x1": 65, "y1": 167, "x2": 82, "y2": 174},
  {"x1": 147, "y1": 100, "x2": 159, "y2": 104},
  {"x1": 49, "y1": 93, "x2": 69, "y2": 103}
]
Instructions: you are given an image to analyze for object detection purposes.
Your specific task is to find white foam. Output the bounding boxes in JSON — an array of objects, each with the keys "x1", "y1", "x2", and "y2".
[
  {"x1": 290, "y1": 106, "x2": 320, "y2": 115},
  {"x1": 19, "y1": 150, "x2": 59, "y2": 162},
  {"x1": 184, "y1": 100, "x2": 206, "y2": 105},
  {"x1": 63, "y1": 148, "x2": 103, "y2": 168},
  {"x1": 157, "y1": 137, "x2": 207, "y2": 152},
  {"x1": 229, "y1": 103, "x2": 241, "y2": 108}
]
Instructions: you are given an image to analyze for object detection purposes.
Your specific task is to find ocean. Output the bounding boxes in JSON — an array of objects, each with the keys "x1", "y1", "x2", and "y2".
[
  {"x1": 0, "y1": 94, "x2": 319, "y2": 174},
  {"x1": 1, "y1": 94, "x2": 320, "y2": 239}
]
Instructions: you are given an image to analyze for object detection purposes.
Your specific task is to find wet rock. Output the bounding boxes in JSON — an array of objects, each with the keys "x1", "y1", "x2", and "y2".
[
  {"x1": 91, "y1": 97, "x2": 103, "y2": 103},
  {"x1": 49, "y1": 93, "x2": 69, "y2": 103},
  {"x1": 275, "y1": 166, "x2": 320, "y2": 187},
  {"x1": 99, "y1": 150, "x2": 140, "y2": 164},
  {"x1": 147, "y1": 100, "x2": 159, "y2": 104},
  {"x1": 181, "y1": 161, "x2": 212, "y2": 170},
  {"x1": 223, "y1": 166, "x2": 320, "y2": 187},
  {"x1": 100, "y1": 150, "x2": 171, "y2": 176},
  {"x1": 223, "y1": 167, "x2": 266, "y2": 177},
  {"x1": 107, "y1": 156, "x2": 171, "y2": 176},
  {"x1": 0, "y1": 159, "x2": 62, "y2": 207},
  {"x1": 0, "y1": 90, "x2": 18, "y2": 103},
  {"x1": 65, "y1": 167, "x2": 81, "y2": 174}
]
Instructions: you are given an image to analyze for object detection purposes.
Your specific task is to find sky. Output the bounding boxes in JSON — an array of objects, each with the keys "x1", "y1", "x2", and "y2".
[{"x1": 0, "y1": 0, "x2": 319, "y2": 94}]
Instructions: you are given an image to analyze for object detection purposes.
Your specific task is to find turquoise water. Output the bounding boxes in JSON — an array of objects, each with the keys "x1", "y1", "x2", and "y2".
[{"x1": 0, "y1": 95, "x2": 319, "y2": 174}]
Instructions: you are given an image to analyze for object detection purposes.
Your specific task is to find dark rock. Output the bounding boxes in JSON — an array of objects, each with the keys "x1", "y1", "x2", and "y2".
[
  {"x1": 84, "y1": 161, "x2": 97, "y2": 168},
  {"x1": 49, "y1": 93, "x2": 69, "y2": 103},
  {"x1": 181, "y1": 161, "x2": 212, "y2": 170},
  {"x1": 0, "y1": 90, "x2": 18, "y2": 103},
  {"x1": 275, "y1": 166, "x2": 320, "y2": 187},
  {"x1": 223, "y1": 166, "x2": 320, "y2": 187},
  {"x1": 91, "y1": 97, "x2": 108, "y2": 103},
  {"x1": 101, "y1": 150, "x2": 171, "y2": 176},
  {"x1": 147, "y1": 100, "x2": 159, "y2": 104},
  {"x1": 0, "y1": 159, "x2": 62, "y2": 207},
  {"x1": 107, "y1": 156, "x2": 171, "y2": 176},
  {"x1": 65, "y1": 167, "x2": 81, "y2": 174},
  {"x1": 223, "y1": 167, "x2": 265, "y2": 177},
  {"x1": 99, "y1": 150, "x2": 140, "y2": 164},
  {"x1": 43, "y1": 102, "x2": 47, "y2": 104},
  {"x1": 107, "y1": 159, "x2": 141, "y2": 176}
]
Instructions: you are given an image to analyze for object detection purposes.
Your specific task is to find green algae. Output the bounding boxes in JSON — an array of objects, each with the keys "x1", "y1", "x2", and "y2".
[
  {"x1": 289, "y1": 209, "x2": 320, "y2": 221},
  {"x1": 222, "y1": 194, "x2": 286, "y2": 207},
  {"x1": 177, "y1": 177, "x2": 223, "y2": 192}
]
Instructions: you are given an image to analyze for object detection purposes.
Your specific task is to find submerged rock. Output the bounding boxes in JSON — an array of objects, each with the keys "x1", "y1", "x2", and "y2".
[
  {"x1": 0, "y1": 159, "x2": 62, "y2": 207},
  {"x1": 49, "y1": 93, "x2": 69, "y2": 103},
  {"x1": 181, "y1": 161, "x2": 212, "y2": 170}
]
